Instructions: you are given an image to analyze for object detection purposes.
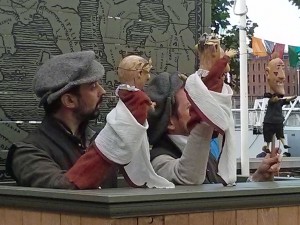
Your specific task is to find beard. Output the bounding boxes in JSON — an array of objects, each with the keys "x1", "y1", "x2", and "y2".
[
  {"x1": 75, "y1": 98, "x2": 103, "y2": 122},
  {"x1": 84, "y1": 108, "x2": 101, "y2": 120}
]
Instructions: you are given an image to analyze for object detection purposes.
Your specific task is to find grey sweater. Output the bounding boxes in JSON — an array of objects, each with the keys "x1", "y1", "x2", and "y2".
[{"x1": 150, "y1": 123, "x2": 222, "y2": 184}]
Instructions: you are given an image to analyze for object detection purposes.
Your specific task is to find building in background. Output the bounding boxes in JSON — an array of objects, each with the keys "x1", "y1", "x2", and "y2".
[{"x1": 233, "y1": 53, "x2": 298, "y2": 108}]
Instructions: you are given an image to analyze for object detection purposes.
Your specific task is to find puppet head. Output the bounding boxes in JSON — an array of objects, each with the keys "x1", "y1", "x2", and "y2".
[
  {"x1": 197, "y1": 33, "x2": 221, "y2": 71},
  {"x1": 265, "y1": 56, "x2": 286, "y2": 95},
  {"x1": 117, "y1": 55, "x2": 152, "y2": 89}
]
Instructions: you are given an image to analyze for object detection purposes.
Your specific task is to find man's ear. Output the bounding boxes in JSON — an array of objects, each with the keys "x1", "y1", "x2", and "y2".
[
  {"x1": 167, "y1": 116, "x2": 176, "y2": 132},
  {"x1": 265, "y1": 67, "x2": 270, "y2": 78},
  {"x1": 60, "y1": 93, "x2": 78, "y2": 109}
]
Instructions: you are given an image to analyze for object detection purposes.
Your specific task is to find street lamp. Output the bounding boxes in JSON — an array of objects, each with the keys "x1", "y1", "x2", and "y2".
[{"x1": 234, "y1": 0, "x2": 249, "y2": 176}]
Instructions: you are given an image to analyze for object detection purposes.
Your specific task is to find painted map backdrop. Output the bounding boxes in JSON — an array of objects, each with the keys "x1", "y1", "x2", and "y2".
[{"x1": 0, "y1": 0, "x2": 210, "y2": 179}]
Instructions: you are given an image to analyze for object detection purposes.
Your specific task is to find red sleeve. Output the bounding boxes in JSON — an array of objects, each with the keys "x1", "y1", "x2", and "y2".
[
  {"x1": 118, "y1": 89, "x2": 152, "y2": 125},
  {"x1": 66, "y1": 144, "x2": 115, "y2": 189},
  {"x1": 202, "y1": 56, "x2": 230, "y2": 93},
  {"x1": 209, "y1": 56, "x2": 230, "y2": 79},
  {"x1": 185, "y1": 56, "x2": 230, "y2": 132}
]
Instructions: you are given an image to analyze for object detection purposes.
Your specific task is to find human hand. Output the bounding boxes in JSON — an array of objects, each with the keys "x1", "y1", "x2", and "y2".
[
  {"x1": 225, "y1": 49, "x2": 238, "y2": 58},
  {"x1": 251, "y1": 148, "x2": 282, "y2": 182}
]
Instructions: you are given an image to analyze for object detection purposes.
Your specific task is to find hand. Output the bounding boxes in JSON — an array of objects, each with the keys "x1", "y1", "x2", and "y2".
[
  {"x1": 271, "y1": 96, "x2": 279, "y2": 102},
  {"x1": 251, "y1": 148, "x2": 282, "y2": 182},
  {"x1": 288, "y1": 95, "x2": 297, "y2": 101},
  {"x1": 225, "y1": 49, "x2": 238, "y2": 58}
]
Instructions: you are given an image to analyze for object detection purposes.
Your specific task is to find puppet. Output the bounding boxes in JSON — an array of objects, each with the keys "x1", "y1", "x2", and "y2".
[
  {"x1": 95, "y1": 55, "x2": 174, "y2": 188},
  {"x1": 183, "y1": 33, "x2": 237, "y2": 186},
  {"x1": 196, "y1": 33, "x2": 236, "y2": 92},
  {"x1": 262, "y1": 56, "x2": 296, "y2": 153},
  {"x1": 116, "y1": 55, "x2": 155, "y2": 124}
]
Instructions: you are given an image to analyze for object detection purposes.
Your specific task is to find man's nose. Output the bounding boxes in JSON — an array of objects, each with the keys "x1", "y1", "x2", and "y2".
[
  {"x1": 277, "y1": 70, "x2": 286, "y2": 79},
  {"x1": 97, "y1": 82, "x2": 106, "y2": 96}
]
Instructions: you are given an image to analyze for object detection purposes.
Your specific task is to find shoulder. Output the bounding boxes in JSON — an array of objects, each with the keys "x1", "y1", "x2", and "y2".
[
  {"x1": 119, "y1": 89, "x2": 151, "y2": 104},
  {"x1": 5, "y1": 140, "x2": 46, "y2": 179},
  {"x1": 150, "y1": 137, "x2": 182, "y2": 161}
]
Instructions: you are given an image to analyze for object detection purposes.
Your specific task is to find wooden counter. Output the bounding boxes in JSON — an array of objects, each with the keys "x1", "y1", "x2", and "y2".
[{"x1": 1, "y1": 181, "x2": 300, "y2": 224}]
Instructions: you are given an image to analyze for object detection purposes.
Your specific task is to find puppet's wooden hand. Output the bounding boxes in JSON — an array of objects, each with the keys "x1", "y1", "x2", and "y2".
[
  {"x1": 288, "y1": 95, "x2": 297, "y2": 101},
  {"x1": 271, "y1": 96, "x2": 279, "y2": 102},
  {"x1": 150, "y1": 101, "x2": 156, "y2": 111},
  {"x1": 225, "y1": 49, "x2": 237, "y2": 58}
]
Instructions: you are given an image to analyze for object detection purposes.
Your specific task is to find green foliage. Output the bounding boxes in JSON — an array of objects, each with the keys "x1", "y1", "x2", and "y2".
[
  {"x1": 211, "y1": 0, "x2": 234, "y2": 34},
  {"x1": 289, "y1": 0, "x2": 300, "y2": 8},
  {"x1": 211, "y1": 0, "x2": 258, "y2": 93}
]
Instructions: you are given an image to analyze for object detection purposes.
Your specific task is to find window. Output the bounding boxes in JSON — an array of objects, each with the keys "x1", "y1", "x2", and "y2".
[
  {"x1": 264, "y1": 86, "x2": 266, "y2": 93},
  {"x1": 253, "y1": 64, "x2": 255, "y2": 71},
  {"x1": 264, "y1": 76, "x2": 266, "y2": 82},
  {"x1": 258, "y1": 75, "x2": 261, "y2": 82},
  {"x1": 253, "y1": 75, "x2": 255, "y2": 82},
  {"x1": 288, "y1": 75, "x2": 290, "y2": 82},
  {"x1": 258, "y1": 63, "x2": 260, "y2": 71},
  {"x1": 253, "y1": 86, "x2": 255, "y2": 94},
  {"x1": 288, "y1": 86, "x2": 290, "y2": 94}
]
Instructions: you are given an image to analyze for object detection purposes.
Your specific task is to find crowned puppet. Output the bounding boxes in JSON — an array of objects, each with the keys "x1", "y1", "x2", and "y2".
[
  {"x1": 95, "y1": 55, "x2": 174, "y2": 188},
  {"x1": 184, "y1": 33, "x2": 237, "y2": 186}
]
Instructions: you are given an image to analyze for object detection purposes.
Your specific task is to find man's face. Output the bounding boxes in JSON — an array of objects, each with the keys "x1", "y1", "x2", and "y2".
[
  {"x1": 168, "y1": 88, "x2": 191, "y2": 136},
  {"x1": 74, "y1": 81, "x2": 106, "y2": 121},
  {"x1": 266, "y1": 58, "x2": 286, "y2": 95}
]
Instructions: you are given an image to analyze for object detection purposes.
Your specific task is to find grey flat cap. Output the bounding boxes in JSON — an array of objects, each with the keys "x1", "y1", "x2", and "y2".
[
  {"x1": 33, "y1": 51, "x2": 105, "y2": 105},
  {"x1": 146, "y1": 72, "x2": 183, "y2": 145}
]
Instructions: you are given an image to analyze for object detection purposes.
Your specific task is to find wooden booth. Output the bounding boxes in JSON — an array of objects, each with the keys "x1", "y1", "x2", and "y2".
[{"x1": 1, "y1": 180, "x2": 300, "y2": 225}]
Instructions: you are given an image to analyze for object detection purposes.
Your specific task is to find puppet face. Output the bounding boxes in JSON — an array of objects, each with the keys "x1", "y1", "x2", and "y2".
[
  {"x1": 204, "y1": 39, "x2": 221, "y2": 64},
  {"x1": 134, "y1": 58, "x2": 152, "y2": 89},
  {"x1": 197, "y1": 33, "x2": 221, "y2": 70},
  {"x1": 266, "y1": 58, "x2": 286, "y2": 95},
  {"x1": 118, "y1": 56, "x2": 152, "y2": 89}
]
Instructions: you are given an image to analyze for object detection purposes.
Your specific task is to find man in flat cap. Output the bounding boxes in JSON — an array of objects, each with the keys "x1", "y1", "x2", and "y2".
[
  {"x1": 6, "y1": 51, "x2": 174, "y2": 189},
  {"x1": 6, "y1": 51, "x2": 117, "y2": 189},
  {"x1": 147, "y1": 72, "x2": 282, "y2": 184}
]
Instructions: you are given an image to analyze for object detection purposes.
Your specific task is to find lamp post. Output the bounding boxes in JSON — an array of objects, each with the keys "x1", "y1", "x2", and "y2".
[{"x1": 234, "y1": 0, "x2": 249, "y2": 176}]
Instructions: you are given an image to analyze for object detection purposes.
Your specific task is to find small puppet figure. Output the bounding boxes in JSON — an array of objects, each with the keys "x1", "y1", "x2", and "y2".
[
  {"x1": 262, "y1": 56, "x2": 297, "y2": 153},
  {"x1": 183, "y1": 33, "x2": 237, "y2": 186},
  {"x1": 95, "y1": 55, "x2": 174, "y2": 188},
  {"x1": 196, "y1": 33, "x2": 237, "y2": 93},
  {"x1": 116, "y1": 55, "x2": 154, "y2": 124}
]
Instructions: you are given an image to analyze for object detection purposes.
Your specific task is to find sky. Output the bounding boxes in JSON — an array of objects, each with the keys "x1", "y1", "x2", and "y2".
[{"x1": 229, "y1": 0, "x2": 300, "y2": 47}]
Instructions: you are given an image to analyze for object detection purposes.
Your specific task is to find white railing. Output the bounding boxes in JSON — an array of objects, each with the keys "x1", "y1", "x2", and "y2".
[{"x1": 232, "y1": 96, "x2": 300, "y2": 128}]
